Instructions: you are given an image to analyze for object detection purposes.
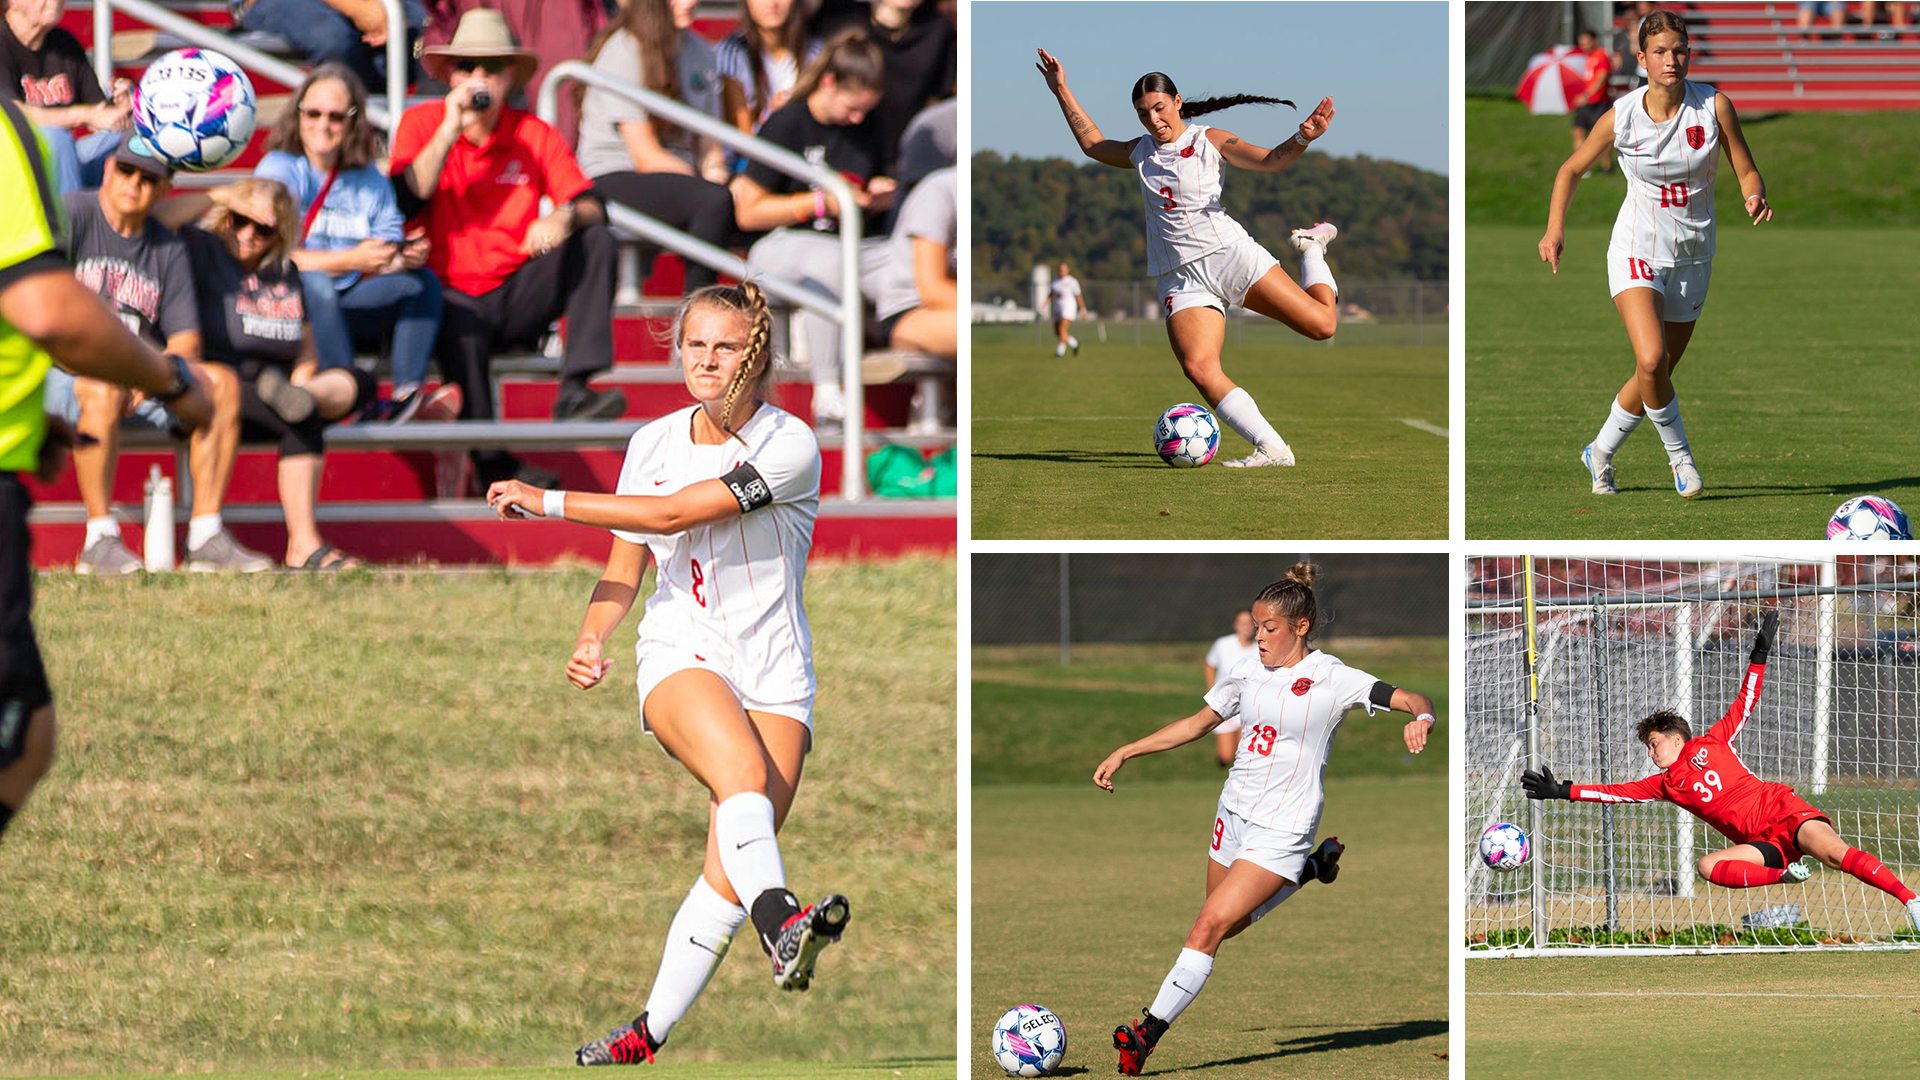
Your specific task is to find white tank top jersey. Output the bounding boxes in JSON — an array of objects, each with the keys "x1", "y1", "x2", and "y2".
[
  {"x1": 611, "y1": 403, "x2": 820, "y2": 704},
  {"x1": 1203, "y1": 649, "x2": 1388, "y2": 833},
  {"x1": 1204, "y1": 633, "x2": 1260, "y2": 676},
  {"x1": 1130, "y1": 123, "x2": 1253, "y2": 276},
  {"x1": 1049, "y1": 274, "x2": 1081, "y2": 313},
  {"x1": 1609, "y1": 81, "x2": 1720, "y2": 267}
]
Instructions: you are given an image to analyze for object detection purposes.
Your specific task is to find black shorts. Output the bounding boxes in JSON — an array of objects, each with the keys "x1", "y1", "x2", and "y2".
[
  {"x1": 875, "y1": 307, "x2": 911, "y2": 345},
  {"x1": 0, "y1": 472, "x2": 52, "y2": 726},
  {"x1": 1572, "y1": 101, "x2": 1611, "y2": 131}
]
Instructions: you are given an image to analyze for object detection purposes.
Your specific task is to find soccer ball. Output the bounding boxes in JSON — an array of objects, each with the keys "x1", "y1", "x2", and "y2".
[
  {"x1": 992, "y1": 1005, "x2": 1066, "y2": 1077},
  {"x1": 1479, "y1": 822, "x2": 1530, "y2": 871},
  {"x1": 1827, "y1": 496, "x2": 1913, "y2": 540},
  {"x1": 133, "y1": 49, "x2": 257, "y2": 171},
  {"x1": 1154, "y1": 403, "x2": 1219, "y2": 467}
]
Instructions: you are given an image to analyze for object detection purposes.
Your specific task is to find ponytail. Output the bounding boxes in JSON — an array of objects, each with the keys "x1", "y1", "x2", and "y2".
[{"x1": 1132, "y1": 71, "x2": 1295, "y2": 118}]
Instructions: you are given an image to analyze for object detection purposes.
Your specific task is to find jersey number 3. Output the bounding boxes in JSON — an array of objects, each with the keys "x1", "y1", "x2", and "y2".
[{"x1": 1160, "y1": 186, "x2": 1176, "y2": 211}]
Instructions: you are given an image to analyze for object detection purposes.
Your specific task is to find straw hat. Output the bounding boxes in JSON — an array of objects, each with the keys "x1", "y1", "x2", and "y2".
[{"x1": 421, "y1": 9, "x2": 538, "y2": 87}]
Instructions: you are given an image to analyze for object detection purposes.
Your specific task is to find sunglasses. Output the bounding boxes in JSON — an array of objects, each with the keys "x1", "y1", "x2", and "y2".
[
  {"x1": 299, "y1": 106, "x2": 356, "y2": 124},
  {"x1": 452, "y1": 58, "x2": 513, "y2": 75},
  {"x1": 110, "y1": 161, "x2": 162, "y2": 184},
  {"x1": 231, "y1": 214, "x2": 276, "y2": 239}
]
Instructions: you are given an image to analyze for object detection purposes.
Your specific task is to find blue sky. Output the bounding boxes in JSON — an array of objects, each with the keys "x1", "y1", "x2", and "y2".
[{"x1": 969, "y1": 0, "x2": 1450, "y2": 175}]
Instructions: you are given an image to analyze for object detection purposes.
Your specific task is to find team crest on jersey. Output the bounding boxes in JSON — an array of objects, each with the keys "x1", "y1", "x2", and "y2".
[
  {"x1": 1685, "y1": 125, "x2": 1705, "y2": 150},
  {"x1": 1291, "y1": 677, "x2": 1314, "y2": 695},
  {"x1": 1690, "y1": 747, "x2": 1710, "y2": 769},
  {"x1": 1180, "y1": 145, "x2": 1195, "y2": 157}
]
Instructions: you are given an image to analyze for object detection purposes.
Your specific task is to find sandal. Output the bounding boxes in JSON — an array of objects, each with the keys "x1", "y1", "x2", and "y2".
[{"x1": 289, "y1": 543, "x2": 360, "y2": 572}]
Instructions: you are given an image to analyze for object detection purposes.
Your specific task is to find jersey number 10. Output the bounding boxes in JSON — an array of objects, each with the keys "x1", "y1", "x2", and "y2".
[{"x1": 1657, "y1": 182, "x2": 1690, "y2": 208}]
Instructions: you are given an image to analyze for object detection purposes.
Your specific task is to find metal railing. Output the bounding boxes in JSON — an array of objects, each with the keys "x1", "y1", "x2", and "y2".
[
  {"x1": 93, "y1": 0, "x2": 408, "y2": 129},
  {"x1": 537, "y1": 61, "x2": 868, "y2": 501}
]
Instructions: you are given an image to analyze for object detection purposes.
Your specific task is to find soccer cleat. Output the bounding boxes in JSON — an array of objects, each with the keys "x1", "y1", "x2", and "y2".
[
  {"x1": 1582, "y1": 443, "x2": 1617, "y2": 495},
  {"x1": 1906, "y1": 897, "x2": 1920, "y2": 932},
  {"x1": 1069, "y1": 336, "x2": 1081, "y2": 356},
  {"x1": 1784, "y1": 859, "x2": 1811, "y2": 884},
  {"x1": 771, "y1": 893, "x2": 850, "y2": 991},
  {"x1": 75, "y1": 534, "x2": 142, "y2": 575},
  {"x1": 1113, "y1": 1011, "x2": 1160, "y2": 1076},
  {"x1": 1671, "y1": 456, "x2": 1704, "y2": 499},
  {"x1": 1219, "y1": 444, "x2": 1296, "y2": 468},
  {"x1": 575, "y1": 1018, "x2": 658, "y2": 1066},
  {"x1": 1288, "y1": 221, "x2": 1339, "y2": 253},
  {"x1": 1305, "y1": 836, "x2": 1345, "y2": 885}
]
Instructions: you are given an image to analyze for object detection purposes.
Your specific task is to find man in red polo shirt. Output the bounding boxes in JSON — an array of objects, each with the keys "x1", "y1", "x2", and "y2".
[
  {"x1": 391, "y1": 9, "x2": 624, "y2": 489},
  {"x1": 1569, "y1": 28, "x2": 1615, "y2": 174}
]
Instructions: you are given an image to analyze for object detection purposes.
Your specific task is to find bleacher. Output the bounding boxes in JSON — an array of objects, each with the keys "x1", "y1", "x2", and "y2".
[
  {"x1": 26, "y1": 1, "x2": 956, "y2": 567},
  {"x1": 1675, "y1": 2, "x2": 1920, "y2": 110}
]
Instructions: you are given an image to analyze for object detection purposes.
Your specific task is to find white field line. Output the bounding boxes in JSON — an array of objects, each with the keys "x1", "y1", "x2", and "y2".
[
  {"x1": 1469, "y1": 991, "x2": 1920, "y2": 999},
  {"x1": 975, "y1": 415, "x2": 1450, "y2": 438}
]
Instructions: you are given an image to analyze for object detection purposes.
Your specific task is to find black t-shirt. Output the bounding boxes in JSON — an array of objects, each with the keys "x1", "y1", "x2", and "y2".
[
  {"x1": 180, "y1": 226, "x2": 306, "y2": 372},
  {"x1": 813, "y1": 0, "x2": 955, "y2": 176},
  {"x1": 744, "y1": 96, "x2": 883, "y2": 236},
  {"x1": 0, "y1": 23, "x2": 105, "y2": 108},
  {"x1": 62, "y1": 191, "x2": 197, "y2": 347}
]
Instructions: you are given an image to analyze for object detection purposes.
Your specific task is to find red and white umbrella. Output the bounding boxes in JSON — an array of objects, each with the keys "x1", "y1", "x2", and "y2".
[{"x1": 1517, "y1": 45, "x2": 1587, "y2": 114}]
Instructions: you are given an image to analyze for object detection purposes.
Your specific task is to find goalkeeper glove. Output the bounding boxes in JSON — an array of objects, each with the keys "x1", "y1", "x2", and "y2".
[
  {"x1": 1522, "y1": 766, "x2": 1571, "y2": 801},
  {"x1": 1750, "y1": 608, "x2": 1779, "y2": 665}
]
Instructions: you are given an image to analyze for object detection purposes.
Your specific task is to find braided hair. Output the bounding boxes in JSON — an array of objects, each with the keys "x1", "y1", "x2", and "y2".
[
  {"x1": 1253, "y1": 562, "x2": 1322, "y2": 641},
  {"x1": 675, "y1": 281, "x2": 775, "y2": 442},
  {"x1": 1131, "y1": 71, "x2": 1294, "y2": 119}
]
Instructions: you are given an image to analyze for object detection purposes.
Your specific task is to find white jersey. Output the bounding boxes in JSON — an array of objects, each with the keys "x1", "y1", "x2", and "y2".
[
  {"x1": 1204, "y1": 649, "x2": 1387, "y2": 834},
  {"x1": 1205, "y1": 634, "x2": 1260, "y2": 677},
  {"x1": 1609, "y1": 81, "x2": 1720, "y2": 267},
  {"x1": 1130, "y1": 123, "x2": 1254, "y2": 276},
  {"x1": 1049, "y1": 274, "x2": 1082, "y2": 317},
  {"x1": 612, "y1": 403, "x2": 820, "y2": 704}
]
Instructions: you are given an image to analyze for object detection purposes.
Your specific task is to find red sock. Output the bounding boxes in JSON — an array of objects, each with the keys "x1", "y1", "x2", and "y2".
[
  {"x1": 1707, "y1": 860, "x2": 1785, "y2": 888},
  {"x1": 1840, "y1": 848, "x2": 1917, "y2": 903}
]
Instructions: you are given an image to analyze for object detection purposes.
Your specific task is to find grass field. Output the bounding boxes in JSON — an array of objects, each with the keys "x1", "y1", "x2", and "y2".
[
  {"x1": 1465, "y1": 100, "x2": 1920, "y2": 538},
  {"x1": 971, "y1": 325, "x2": 1448, "y2": 539},
  {"x1": 1466, "y1": 954, "x2": 1920, "y2": 1079},
  {"x1": 0, "y1": 563, "x2": 955, "y2": 1077},
  {"x1": 972, "y1": 641, "x2": 1448, "y2": 1079}
]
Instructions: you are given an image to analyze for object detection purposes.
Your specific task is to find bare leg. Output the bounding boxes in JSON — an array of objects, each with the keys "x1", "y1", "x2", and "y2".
[
  {"x1": 185, "y1": 360, "x2": 241, "y2": 519},
  {"x1": 1165, "y1": 307, "x2": 1235, "y2": 405},
  {"x1": 1609, "y1": 288, "x2": 1697, "y2": 414},
  {"x1": 1241, "y1": 264, "x2": 1336, "y2": 341},
  {"x1": 294, "y1": 368, "x2": 362, "y2": 421},
  {"x1": 890, "y1": 307, "x2": 957, "y2": 359},
  {"x1": 70, "y1": 377, "x2": 126, "y2": 520},
  {"x1": 1185, "y1": 858, "x2": 1291, "y2": 956},
  {"x1": 277, "y1": 454, "x2": 324, "y2": 566},
  {"x1": 0, "y1": 704, "x2": 56, "y2": 821}
]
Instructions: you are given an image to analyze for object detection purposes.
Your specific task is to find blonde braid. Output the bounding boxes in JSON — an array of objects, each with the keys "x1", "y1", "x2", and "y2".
[{"x1": 718, "y1": 281, "x2": 774, "y2": 441}]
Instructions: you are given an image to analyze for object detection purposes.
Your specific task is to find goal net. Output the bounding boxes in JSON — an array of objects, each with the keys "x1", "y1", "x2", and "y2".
[{"x1": 1465, "y1": 556, "x2": 1920, "y2": 956}]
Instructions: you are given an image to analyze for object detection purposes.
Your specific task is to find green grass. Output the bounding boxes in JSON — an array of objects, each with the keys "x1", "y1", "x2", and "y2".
[
  {"x1": 970, "y1": 326, "x2": 1448, "y2": 539},
  {"x1": 0, "y1": 1064, "x2": 952, "y2": 1080},
  {"x1": 0, "y1": 563, "x2": 955, "y2": 1076},
  {"x1": 1466, "y1": 954, "x2": 1920, "y2": 1078}
]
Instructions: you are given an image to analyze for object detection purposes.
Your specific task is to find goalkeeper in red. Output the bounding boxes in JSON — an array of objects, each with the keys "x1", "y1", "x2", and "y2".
[{"x1": 1524, "y1": 610, "x2": 1920, "y2": 933}]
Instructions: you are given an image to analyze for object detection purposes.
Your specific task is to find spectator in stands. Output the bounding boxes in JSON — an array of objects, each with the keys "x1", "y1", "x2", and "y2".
[
  {"x1": 419, "y1": 0, "x2": 607, "y2": 142},
  {"x1": 232, "y1": 0, "x2": 424, "y2": 99},
  {"x1": 393, "y1": 8, "x2": 625, "y2": 490},
  {"x1": 256, "y1": 63, "x2": 450, "y2": 423},
  {"x1": 1570, "y1": 29, "x2": 1614, "y2": 174},
  {"x1": 812, "y1": 0, "x2": 955, "y2": 175},
  {"x1": 1, "y1": 0, "x2": 131, "y2": 192},
  {"x1": 578, "y1": 0, "x2": 736, "y2": 294},
  {"x1": 871, "y1": 164, "x2": 953, "y2": 363},
  {"x1": 889, "y1": 97, "x2": 955, "y2": 210},
  {"x1": 1858, "y1": 2, "x2": 1910, "y2": 39},
  {"x1": 1797, "y1": 1, "x2": 1847, "y2": 39},
  {"x1": 43, "y1": 134, "x2": 269, "y2": 573},
  {"x1": 716, "y1": 0, "x2": 820, "y2": 135},
  {"x1": 156, "y1": 180, "x2": 376, "y2": 570},
  {"x1": 732, "y1": 30, "x2": 893, "y2": 431}
]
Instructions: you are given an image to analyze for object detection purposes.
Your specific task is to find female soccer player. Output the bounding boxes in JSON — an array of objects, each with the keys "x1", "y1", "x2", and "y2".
[
  {"x1": 1049, "y1": 261, "x2": 1083, "y2": 357},
  {"x1": 1092, "y1": 564, "x2": 1438, "y2": 1075},
  {"x1": 485, "y1": 282, "x2": 850, "y2": 1065},
  {"x1": 1203, "y1": 609, "x2": 1259, "y2": 767},
  {"x1": 1540, "y1": 9, "x2": 1771, "y2": 500},
  {"x1": 1523, "y1": 610, "x2": 1920, "y2": 932},
  {"x1": 1036, "y1": 48, "x2": 1340, "y2": 468}
]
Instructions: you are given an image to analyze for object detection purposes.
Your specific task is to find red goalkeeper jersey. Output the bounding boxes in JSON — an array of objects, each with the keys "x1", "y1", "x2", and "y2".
[{"x1": 1568, "y1": 660, "x2": 1806, "y2": 846}]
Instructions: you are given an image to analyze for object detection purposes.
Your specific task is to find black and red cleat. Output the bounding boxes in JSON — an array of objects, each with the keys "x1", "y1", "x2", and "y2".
[
  {"x1": 576, "y1": 1015, "x2": 660, "y2": 1066},
  {"x1": 1113, "y1": 1012, "x2": 1159, "y2": 1076},
  {"x1": 1306, "y1": 836, "x2": 1345, "y2": 885}
]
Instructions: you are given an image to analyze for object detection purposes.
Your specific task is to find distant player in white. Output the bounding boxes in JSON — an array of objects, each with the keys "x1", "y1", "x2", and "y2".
[
  {"x1": 1541, "y1": 9, "x2": 1771, "y2": 500},
  {"x1": 1092, "y1": 564, "x2": 1437, "y2": 1075},
  {"x1": 1203, "y1": 609, "x2": 1258, "y2": 766},
  {"x1": 1050, "y1": 261, "x2": 1083, "y2": 356},
  {"x1": 485, "y1": 283, "x2": 850, "y2": 1067},
  {"x1": 1037, "y1": 48, "x2": 1341, "y2": 468}
]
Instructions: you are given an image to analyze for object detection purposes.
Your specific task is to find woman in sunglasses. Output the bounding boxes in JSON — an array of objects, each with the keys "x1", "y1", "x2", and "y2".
[{"x1": 257, "y1": 63, "x2": 449, "y2": 423}]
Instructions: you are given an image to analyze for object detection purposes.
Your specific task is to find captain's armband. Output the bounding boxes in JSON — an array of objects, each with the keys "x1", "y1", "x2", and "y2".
[
  {"x1": 1368, "y1": 680, "x2": 1398, "y2": 710},
  {"x1": 720, "y1": 462, "x2": 774, "y2": 513}
]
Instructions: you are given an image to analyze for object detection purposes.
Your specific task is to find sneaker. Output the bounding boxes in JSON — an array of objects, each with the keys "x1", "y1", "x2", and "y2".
[
  {"x1": 1219, "y1": 444, "x2": 1296, "y2": 468},
  {"x1": 1783, "y1": 859, "x2": 1811, "y2": 884},
  {"x1": 184, "y1": 529, "x2": 274, "y2": 573},
  {"x1": 1305, "y1": 836, "x2": 1345, "y2": 885},
  {"x1": 75, "y1": 534, "x2": 141, "y2": 575},
  {"x1": 1288, "y1": 221, "x2": 1339, "y2": 253},
  {"x1": 575, "y1": 1018, "x2": 658, "y2": 1066},
  {"x1": 1113, "y1": 1011, "x2": 1161, "y2": 1076},
  {"x1": 1582, "y1": 443, "x2": 1617, "y2": 495},
  {"x1": 1905, "y1": 897, "x2": 1920, "y2": 932},
  {"x1": 255, "y1": 367, "x2": 315, "y2": 424},
  {"x1": 414, "y1": 384, "x2": 464, "y2": 423},
  {"x1": 553, "y1": 385, "x2": 628, "y2": 421},
  {"x1": 1671, "y1": 455, "x2": 1704, "y2": 499},
  {"x1": 771, "y1": 893, "x2": 850, "y2": 991}
]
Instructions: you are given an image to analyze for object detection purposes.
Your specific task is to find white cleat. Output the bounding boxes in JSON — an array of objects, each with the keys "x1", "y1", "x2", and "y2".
[
  {"x1": 1905, "y1": 897, "x2": 1920, "y2": 933},
  {"x1": 1671, "y1": 455, "x2": 1704, "y2": 499},
  {"x1": 1784, "y1": 859, "x2": 1811, "y2": 884},
  {"x1": 1582, "y1": 443, "x2": 1617, "y2": 495},
  {"x1": 1219, "y1": 444, "x2": 1296, "y2": 468},
  {"x1": 1289, "y1": 221, "x2": 1339, "y2": 253}
]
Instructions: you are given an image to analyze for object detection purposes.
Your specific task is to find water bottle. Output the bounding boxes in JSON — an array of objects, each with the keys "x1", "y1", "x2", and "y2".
[{"x1": 142, "y1": 464, "x2": 174, "y2": 571}]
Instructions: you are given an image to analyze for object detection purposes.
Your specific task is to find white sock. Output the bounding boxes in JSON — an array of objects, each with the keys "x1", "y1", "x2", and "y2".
[
  {"x1": 85, "y1": 516, "x2": 121, "y2": 546},
  {"x1": 1298, "y1": 243, "x2": 1338, "y2": 296},
  {"x1": 1055, "y1": 343, "x2": 1066, "y2": 356},
  {"x1": 713, "y1": 792, "x2": 786, "y2": 905},
  {"x1": 187, "y1": 514, "x2": 223, "y2": 550},
  {"x1": 644, "y1": 875, "x2": 748, "y2": 1041},
  {"x1": 1067, "y1": 336, "x2": 1079, "y2": 348},
  {"x1": 1214, "y1": 387, "x2": 1289, "y2": 453},
  {"x1": 1247, "y1": 883, "x2": 1301, "y2": 926},
  {"x1": 1591, "y1": 399, "x2": 1642, "y2": 460},
  {"x1": 1643, "y1": 398, "x2": 1691, "y2": 461},
  {"x1": 1147, "y1": 947, "x2": 1214, "y2": 1025}
]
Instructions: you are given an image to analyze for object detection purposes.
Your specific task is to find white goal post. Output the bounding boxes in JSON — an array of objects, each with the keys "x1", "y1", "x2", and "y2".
[{"x1": 1465, "y1": 556, "x2": 1920, "y2": 957}]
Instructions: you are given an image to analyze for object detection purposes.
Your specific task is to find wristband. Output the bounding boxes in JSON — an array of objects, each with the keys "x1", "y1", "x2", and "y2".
[
  {"x1": 1416, "y1": 713, "x2": 1436, "y2": 725},
  {"x1": 155, "y1": 352, "x2": 194, "y2": 403},
  {"x1": 543, "y1": 489, "x2": 568, "y2": 520},
  {"x1": 1293, "y1": 131, "x2": 1312, "y2": 148},
  {"x1": 814, "y1": 190, "x2": 828, "y2": 219}
]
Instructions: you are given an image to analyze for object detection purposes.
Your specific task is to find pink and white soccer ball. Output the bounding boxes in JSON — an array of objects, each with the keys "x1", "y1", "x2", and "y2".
[
  {"x1": 1154, "y1": 403, "x2": 1219, "y2": 467},
  {"x1": 1479, "y1": 822, "x2": 1530, "y2": 871},
  {"x1": 1827, "y1": 496, "x2": 1912, "y2": 540},
  {"x1": 133, "y1": 48, "x2": 257, "y2": 170},
  {"x1": 992, "y1": 1005, "x2": 1065, "y2": 1076}
]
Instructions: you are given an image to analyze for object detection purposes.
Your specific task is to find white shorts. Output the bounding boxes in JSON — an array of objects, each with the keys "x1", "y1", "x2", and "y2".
[
  {"x1": 634, "y1": 646, "x2": 814, "y2": 749},
  {"x1": 1156, "y1": 237, "x2": 1280, "y2": 319},
  {"x1": 1606, "y1": 251, "x2": 1712, "y2": 322},
  {"x1": 1206, "y1": 802, "x2": 1316, "y2": 882}
]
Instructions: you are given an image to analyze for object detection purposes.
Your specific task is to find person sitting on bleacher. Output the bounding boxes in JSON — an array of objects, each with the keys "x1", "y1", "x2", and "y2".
[
  {"x1": 152, "y1": 180, "x2": 376, "y2": 570},
  {"x1": 716, "y1": 0, "x2": 821, "y2": 136},
  {"x1": 578, "y1": 0, "x2": 737, "y2": 294},
  {"x1": 1, "y1": 0, "x2": 131, "y2": 193},
  {"x1": 731, "y1": 29, "x2": 892, "y2": 432},
  {"x1": 811, "y1": 0, "x2": 955, "y2": 176},
  {"x1": 391, "y1": 9, "x2": 625, "y2": 491},
  {"x1": 41, "y1": 133, "x2": 269, "y2": 574},
  {"x1": 256, "y1": 63, "x2": 450, "y2": 423},
  {"x1": 871, "y1": 164, "x2": 953, "y2": 363},
  {"x1": 230, "y1": 0, "x2": 423, "y2": 100}
]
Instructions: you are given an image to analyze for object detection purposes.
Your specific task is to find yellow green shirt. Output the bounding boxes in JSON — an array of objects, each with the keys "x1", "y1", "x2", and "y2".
[{"x1": 0, "y1": 98, "x2": 68, "y2": 473}]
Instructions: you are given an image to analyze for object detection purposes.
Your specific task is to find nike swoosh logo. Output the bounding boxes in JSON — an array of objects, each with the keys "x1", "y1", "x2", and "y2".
[
  {"x1": 1172, "y1": 981, "x2": 1191, "y2": 994},
  {"x1": 690, "y1": 935, "x2": 725, "y2": 958},
  {"x1": 735, "y1": 837, "x2": 769, "y2": 850},
  {"x1": 654, "y1": 479, "x2": 668, "y2": 486}
]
